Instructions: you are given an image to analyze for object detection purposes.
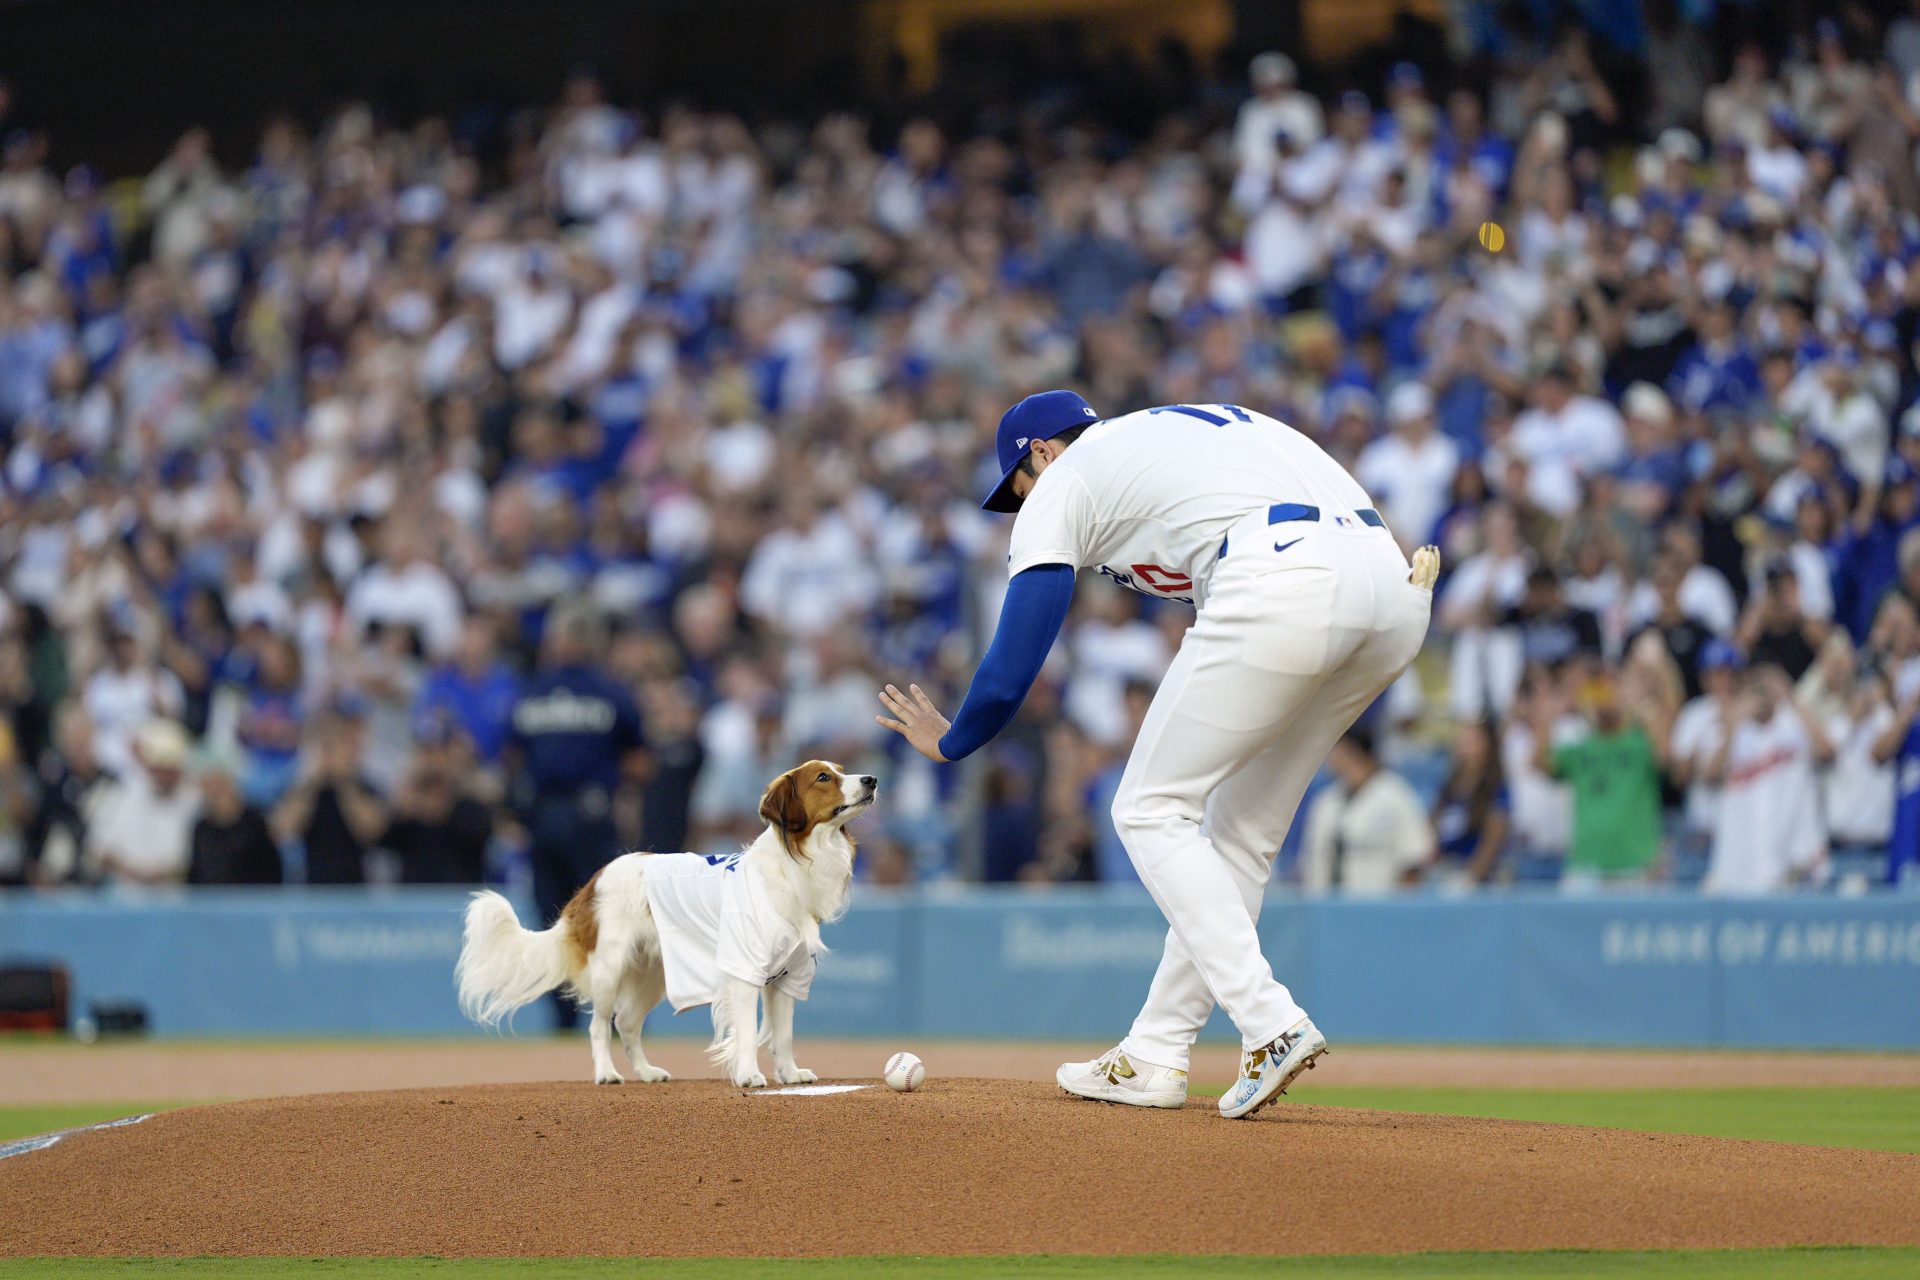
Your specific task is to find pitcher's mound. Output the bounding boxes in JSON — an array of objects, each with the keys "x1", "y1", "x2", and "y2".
[{"x1": 4, "y1": 1079, "x2": 1918, "y2": 1257}]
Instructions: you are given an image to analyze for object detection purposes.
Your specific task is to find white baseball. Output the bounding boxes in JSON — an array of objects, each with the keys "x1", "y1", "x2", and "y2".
[{"x1": 883, "y1": 1051, "x2": 925, "y2": 1092}]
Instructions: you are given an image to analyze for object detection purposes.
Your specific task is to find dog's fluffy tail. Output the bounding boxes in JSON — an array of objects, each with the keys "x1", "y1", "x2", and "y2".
[{"x1": 456, "y1": 891, "x2": 573, "y2": 1027}]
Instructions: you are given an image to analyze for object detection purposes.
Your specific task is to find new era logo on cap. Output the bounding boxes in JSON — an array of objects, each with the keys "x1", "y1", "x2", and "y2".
[{"x1": 983, "y1": 389, "x2": 1100, "y2": 513}]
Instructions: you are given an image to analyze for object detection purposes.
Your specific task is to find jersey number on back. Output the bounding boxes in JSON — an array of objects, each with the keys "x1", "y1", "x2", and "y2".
[{"x1": 1149, "y1": 403, "x2": 1253, "y2": 427}]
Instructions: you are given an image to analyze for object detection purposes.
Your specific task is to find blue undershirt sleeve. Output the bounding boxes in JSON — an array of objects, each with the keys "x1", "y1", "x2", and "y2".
[{"x1": 936, "y1": 563, "x2": 1076, "y2": 761}]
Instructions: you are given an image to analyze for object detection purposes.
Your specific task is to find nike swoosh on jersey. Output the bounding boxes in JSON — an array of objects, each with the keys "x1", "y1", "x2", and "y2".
[{"x1": 1273, "y1": 537, "x2": 1304, "y2": 554}]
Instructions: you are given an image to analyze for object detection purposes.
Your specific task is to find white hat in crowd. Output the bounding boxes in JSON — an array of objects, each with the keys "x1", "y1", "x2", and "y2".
[
  {"x1": 1251, "y1": 52, "x2": 1297, "y2": 87},
  {"x1": 1623, "y1": 382, "x2": 1674, "y2": 426},
  {"x1": 1387, "y1": 382, "x2": 1434, "y2": 426},
  {"x1": 135, "y1": 719, "x2": 190, "y2": 772}
]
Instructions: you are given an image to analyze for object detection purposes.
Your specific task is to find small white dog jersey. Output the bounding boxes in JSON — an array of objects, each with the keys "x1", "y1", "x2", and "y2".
[
  {"x1": 1006, "y1": 403, "x2": 1378, "y2": 606},
  {"x1": 640, "y1": 853, "x2": 816, "y2": 1012}
]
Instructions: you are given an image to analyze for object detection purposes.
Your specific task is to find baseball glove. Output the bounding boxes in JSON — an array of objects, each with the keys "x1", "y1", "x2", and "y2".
[{"x1": 1409, "y1": 545, "x2": 1441, "y2": 591}]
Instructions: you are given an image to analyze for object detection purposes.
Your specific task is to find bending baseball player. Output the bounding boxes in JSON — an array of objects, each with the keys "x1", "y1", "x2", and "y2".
[{"x1": 878, "y1": 391, "x2": 1440, "y2": 1118}]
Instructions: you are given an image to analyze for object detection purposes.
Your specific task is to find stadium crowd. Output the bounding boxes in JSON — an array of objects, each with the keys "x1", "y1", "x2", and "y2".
[{"x1": 5, "y1": 6, "x2": 1920, "y2": 897}]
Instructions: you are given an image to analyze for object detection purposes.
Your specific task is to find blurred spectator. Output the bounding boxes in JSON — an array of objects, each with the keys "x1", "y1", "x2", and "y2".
[
  {"x1": 1532, "y1": 671, "x2": 1669, "y2": 888},
  {"x1": 381, "y1": 725, "x2": 492, "y2": 884},
  {"x1": 1429, "y1": 719, "x2": 1508, "y2": 884},
  {"x1": 1299, "y1": 728, "x2": 1433, "y2": 893},
  {"x1": 1704, "y1": 665, "x2": 1829, "y2": 893},
  {"x1": 230, "y1": 631, "x2": 305, "y2": 806},
  {"x1": 1624, "y1": 525, "x2": 1738, "y2": 637},
  {"x1": 692, "y1": 694, "x2": 788, "y2": 849},
  {"x1": 1736, "y1": 562, "x2": 1823, "y2": 679},
  {"x1": 1874, "y1": 670, "x2": 1920, "y2": 885},
  {"x1": 1501, "y1": 566, "x2": 1603, "y2": 671},
  {"x1": 1630, "y1": 551, "x2": 1716, "y2": 696},
  {"x1": 637, "y1": 676, "x2": 705, "y2": 852},
  {"x1": 84, "y1": 719, "x2": 198, "y2": 885},
  {"x1": 1235, "y1": 52, "x2": 1324, "y2": 179},
  {"x1": 1088, "y1": 678, "x2": 1154, "y2": 884},
  {"x1": 415, "y1": 616, "x2": 519, "y2": 765},
  {"x1": 1805, "y1": 643, "x2": 1896, "y2": 869},
  {"x1": 271, "y1": 708, "x2": 384, "y2": 884},
  {"x1": 506, "y1": 600, "x2": 643, "y2": 1022},
  {"x1": 1357, "y1": 383, "x2": 1460, "y2": 551},
  {"x1": 1500, "y1": 674, "x2": 1578, "y2": 881},
  {"x1": 19, "y1": 707, "x2": 105, "y2": 884},
  {"x1": 82, "y1": 621, "x2": 184, "y2": 778},
  {"x1": 1503, "y1": 362, "x2": 1624, "y2": 518},
  {"x1": 188, "y1": 752, "x2": 283, "y2": 885},
  {"x1": 1668, "y1": 639, "x2": 1743, "y2": 870},
  {"x1": 1440, "y1": 502, "x2": 1529, "y2": 718},
  {"x1": 1064, "y1": 584, "x2": 1170, "y2": 749}
]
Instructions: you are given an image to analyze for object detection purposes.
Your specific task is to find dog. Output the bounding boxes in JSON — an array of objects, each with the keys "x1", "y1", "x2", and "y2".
[{"x1": 456, "y1": 760, "x2": 875, "y2": 1087}]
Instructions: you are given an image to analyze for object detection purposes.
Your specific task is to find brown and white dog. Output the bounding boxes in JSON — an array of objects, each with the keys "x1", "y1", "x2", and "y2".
[{"x1": 456, "y1": 760, "x2": 875, "y2": 1087}]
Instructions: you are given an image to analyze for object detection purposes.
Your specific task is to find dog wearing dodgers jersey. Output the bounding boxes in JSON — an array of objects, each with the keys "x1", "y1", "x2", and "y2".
[{"x1": 456, "y1": 761, "x2": 876, "y2": 1087}]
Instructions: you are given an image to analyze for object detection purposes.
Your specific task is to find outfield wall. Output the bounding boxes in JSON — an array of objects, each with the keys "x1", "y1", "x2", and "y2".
[{"x1": 4, "y1": 888, "x2": 1918, "y2": 1048}]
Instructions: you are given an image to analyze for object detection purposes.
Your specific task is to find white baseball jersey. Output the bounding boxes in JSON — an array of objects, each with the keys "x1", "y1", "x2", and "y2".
[
  {"x1": 1006, "y1": 403, "x2": 1377, "y2": 606},
  {"x1": 639, "y1": 853, "x2": 816, "y2": 1012},
  {"x1": 1707, "y1": 713, "x2": 1826, "y2": 894}
]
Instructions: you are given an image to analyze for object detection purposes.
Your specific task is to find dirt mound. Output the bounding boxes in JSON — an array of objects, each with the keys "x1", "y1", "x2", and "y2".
[{"x1": 4, "y1": 1079, "x2": 1918, "y2": 1258}]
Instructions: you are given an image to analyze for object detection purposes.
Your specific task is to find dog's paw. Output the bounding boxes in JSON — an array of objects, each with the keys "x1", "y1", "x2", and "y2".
[
  {"x1": 731, "y1": 1068, "x2": 768, "y2": 1089},
  {"x1": 593, "y1": 1071, "x2": 626, "y2": 1085},
  {"x1": 631, "y1": 1066, "x2": 672, "y2": 1084},
  {"x1": 776, "y1": 1066, "x2": 817, "y2": 1085}
]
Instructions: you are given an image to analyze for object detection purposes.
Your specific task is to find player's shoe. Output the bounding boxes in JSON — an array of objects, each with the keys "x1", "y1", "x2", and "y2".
[
  {"x1": 1218, "y1": 1017, "x2": 1327, "y2": 1119},
  {"x1": 1055, "y1": 1045, "x2": 1188, "y2": 1108}
]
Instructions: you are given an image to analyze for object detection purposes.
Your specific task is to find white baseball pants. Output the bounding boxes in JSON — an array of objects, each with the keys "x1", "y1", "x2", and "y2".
[{"x1": 1112, "y1": 515, "x2": 1432, "y2": 1067}]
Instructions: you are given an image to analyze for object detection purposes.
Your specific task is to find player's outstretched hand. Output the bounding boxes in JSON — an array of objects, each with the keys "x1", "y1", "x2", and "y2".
[
  {"x1": 1410, "y1": 545, "x2": 1441, "y2": 591},
  {"x1": 877, "y1": 683, "x2": 952, "y2": 763}
]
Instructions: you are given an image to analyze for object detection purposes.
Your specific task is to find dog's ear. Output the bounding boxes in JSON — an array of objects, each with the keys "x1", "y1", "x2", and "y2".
[{"x1": 758, "y1": 770, "x2": 808, "y2": 856}]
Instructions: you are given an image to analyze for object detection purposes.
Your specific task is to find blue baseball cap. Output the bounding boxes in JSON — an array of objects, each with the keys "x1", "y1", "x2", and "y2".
[
  {"x1": 981, "y1": 389, "x2": 1100, "y2": 513},
  {"x1": 1700, "y1": 639, "x2": 1743, "y2": 672}
]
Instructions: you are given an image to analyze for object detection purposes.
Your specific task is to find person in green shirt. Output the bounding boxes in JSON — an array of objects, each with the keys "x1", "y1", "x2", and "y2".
[{"x1": 1531, "y1": 670, "x2": 1673, "y2": 883}]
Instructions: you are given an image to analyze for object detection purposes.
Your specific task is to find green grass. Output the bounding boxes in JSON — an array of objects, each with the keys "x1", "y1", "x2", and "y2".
[
  {"x1": 1238, "y1": 1086, "x2": 1920, "y2": 1154},
  {"x1": 1, "y1": 1250, "x2": 1917, "y2": 1278},
  {"x1": 0, "y1": 1102, "x2": 185, "y2": 1143}
]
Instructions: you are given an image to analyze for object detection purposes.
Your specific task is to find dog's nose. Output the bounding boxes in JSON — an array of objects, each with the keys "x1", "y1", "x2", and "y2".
[{"x1": 860, "y1": 775, "x2": 877, "y2": 789}]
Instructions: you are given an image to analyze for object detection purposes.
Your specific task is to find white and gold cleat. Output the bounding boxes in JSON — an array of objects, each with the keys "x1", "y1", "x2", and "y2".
[
  {"x1": 1056, "y1": 1045, "x2": 1188, "y2": 1108},
  {"x1": 1218, "y1": 1017, "x2": 1327, "y2": 1119}
]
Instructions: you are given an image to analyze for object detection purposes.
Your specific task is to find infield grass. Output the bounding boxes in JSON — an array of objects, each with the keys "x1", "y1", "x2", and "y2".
[
  {"x1": 0, "y1": 1102, "x2": 189, "y2": 1143},
  {"x1": 2, "y1": 1249, "x2": 1919, "y2": 1277},
  {"x1": 1233, "y1": 1085, "x2": 1920, "y2": 1153}
]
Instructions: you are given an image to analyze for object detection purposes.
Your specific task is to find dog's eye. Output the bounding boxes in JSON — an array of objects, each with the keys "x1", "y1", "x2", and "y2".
[{"x1": 816, "y1": 772, "x2": 831, "y2": 782}]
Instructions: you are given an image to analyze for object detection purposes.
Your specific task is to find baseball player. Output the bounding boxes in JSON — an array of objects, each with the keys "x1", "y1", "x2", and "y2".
[{"x1": 878, "y1": 390, "x2": 1439, "y2": 1118}]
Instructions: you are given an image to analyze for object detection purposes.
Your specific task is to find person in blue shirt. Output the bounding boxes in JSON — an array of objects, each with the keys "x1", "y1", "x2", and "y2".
[
  {"x1": 415, "y1": 616, "x2": 520, "y2": 763},
  {"x1": 1835, "y1": 459, "x2": 1920, "y2": 643},
  {"x1": 505, "y1": 599, "x2": 647, "y2": 1027},
  {"x1": 234, "y1": 633, "x2": 306, "y2": 808},
  {"x1": 1438, "y1": 88, "x2": 1514, "y2": 199},
  {"x1": 1667, "y1": 298, "x2": 1761, "y2": 415},
  {"x1": 1871, "y1": 667, "x2": 1920, "y2": 887}
]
